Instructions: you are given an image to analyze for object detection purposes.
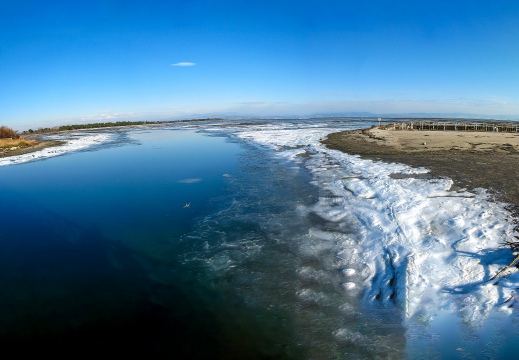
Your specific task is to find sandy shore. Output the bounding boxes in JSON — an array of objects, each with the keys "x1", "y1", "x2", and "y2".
[
  {"x1": 322, "y1": 127, "x2": 519, "y2": 213},
  {"x1": 363, "y1": 127, "x2": 519, "y2": 154}
]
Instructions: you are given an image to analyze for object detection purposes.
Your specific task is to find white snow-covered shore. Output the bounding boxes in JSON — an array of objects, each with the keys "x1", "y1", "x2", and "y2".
[
  {"x1": 0, "y1": 133, "x2": 113, "y2": 166},
  {"x1": 233, "y1": 123, "x2": 519, "y2": 327}
]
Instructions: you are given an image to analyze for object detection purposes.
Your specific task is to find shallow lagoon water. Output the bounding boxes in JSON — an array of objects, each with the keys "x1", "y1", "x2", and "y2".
[
  {"x1": 0, "y1": 128, "x2": 280, "y2": 357},
  {"x1": 1, "y1": 119, "x2": 519, "y2": 358}
]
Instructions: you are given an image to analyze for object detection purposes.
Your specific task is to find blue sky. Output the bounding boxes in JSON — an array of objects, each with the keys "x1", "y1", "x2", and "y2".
[{"x1": 2, "y1": 0, "x2": 519, "y2": 129}]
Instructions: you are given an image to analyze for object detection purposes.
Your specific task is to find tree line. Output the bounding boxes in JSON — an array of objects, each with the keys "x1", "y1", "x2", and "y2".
[
  {"x1": 20, "y1": 119, "x2": 224, "y2": 135},
  {"x1": 21, "y1": 121, "x2": 160, "y2": 135}
]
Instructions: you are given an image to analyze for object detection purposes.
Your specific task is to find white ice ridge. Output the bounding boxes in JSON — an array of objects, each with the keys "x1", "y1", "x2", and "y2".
[
  {"x1": 234, "y1": 124, "x2": 519, "y2": 324},
  {"x1": 0, "y1": 133, "x2": 113, "y2": 166}
]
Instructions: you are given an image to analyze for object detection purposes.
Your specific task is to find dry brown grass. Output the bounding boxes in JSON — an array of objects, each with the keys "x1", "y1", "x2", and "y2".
[{"x1": 0, "y1": 138, "x2": 39, "y2": 149}]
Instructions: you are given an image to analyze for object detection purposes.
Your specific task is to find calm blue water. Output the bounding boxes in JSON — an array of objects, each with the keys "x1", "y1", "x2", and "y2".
[
  {"x1": 0, "y1": 122, "x2": 406, "y2": 358},
  {"x1": 2, "y1": 130, "x2": 238, "y2": 240},
  {"x1": 4, "y1": 119, "x2": 518, "y2": 358},
  {"x1": 0, "y1": 128, "x2": 291, "y2": 357}
]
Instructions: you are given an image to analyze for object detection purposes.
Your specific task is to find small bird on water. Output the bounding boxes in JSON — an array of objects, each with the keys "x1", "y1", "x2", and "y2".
[{"x1": 183, "y1": 202, "x2": 190, "y2": 208}]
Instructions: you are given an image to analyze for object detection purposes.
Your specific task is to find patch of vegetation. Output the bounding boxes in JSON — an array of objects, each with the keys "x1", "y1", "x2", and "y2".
[
  {"x1": 0, "y1": 126, "x2": 19, "y2": 139},
  {"x1": 0, "y1": 138, "x2": 38, "y2": 149}
]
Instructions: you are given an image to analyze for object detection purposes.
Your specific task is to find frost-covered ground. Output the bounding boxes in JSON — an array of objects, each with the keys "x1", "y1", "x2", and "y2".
[{"x1": 229, "y1": 122, "x2": 519, "y2": 357}]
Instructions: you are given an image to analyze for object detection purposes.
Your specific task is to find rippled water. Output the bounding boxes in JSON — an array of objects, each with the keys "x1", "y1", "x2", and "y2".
[{"x1": 1, "y1": 119, "x2": 518, "y2": 358}]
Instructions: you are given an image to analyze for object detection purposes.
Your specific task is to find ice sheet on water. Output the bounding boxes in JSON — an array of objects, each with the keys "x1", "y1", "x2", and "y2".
[{"x1": 229, "y1": 122, "x2": 519, "y2": 327}]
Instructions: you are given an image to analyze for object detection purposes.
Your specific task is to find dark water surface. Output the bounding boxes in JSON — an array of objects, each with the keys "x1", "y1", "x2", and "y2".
[
  {"x1": 0, "y1": 129, "x2": 292, "y2": 358},
  {"x1": 0, "y1": 125, "x2": 407, "y2": 359}
]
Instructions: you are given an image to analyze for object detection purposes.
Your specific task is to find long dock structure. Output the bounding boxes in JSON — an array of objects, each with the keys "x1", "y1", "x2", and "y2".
[{"x1": 387, "y1": 121, "x2": 519, "y2": 132}]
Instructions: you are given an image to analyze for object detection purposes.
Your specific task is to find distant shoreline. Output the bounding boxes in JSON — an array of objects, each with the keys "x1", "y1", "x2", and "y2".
[
  {"x1": 322, "y1": 127, "x2": 519, "y2": 213},
  {"x1": 19, "y1": 119, "x2": 226, "y2": 136},
  {"x1": 6, "y1": 121, "x2": 519, "y2": 214},
  {"x1": 1, "y1": 118, "x2": 227, "y2": 160},
  {"x1": 2, "y1": 119, "x2": 217, "y2": 160}
]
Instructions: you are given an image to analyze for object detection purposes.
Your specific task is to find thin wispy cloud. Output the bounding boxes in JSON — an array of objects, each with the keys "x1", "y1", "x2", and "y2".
[
  {"x1": 177, "y1": 178, "x2": 202, "y2": 184},
  {"x1": 170, "y1": 62, "x2": 196, "y2": 67}
]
